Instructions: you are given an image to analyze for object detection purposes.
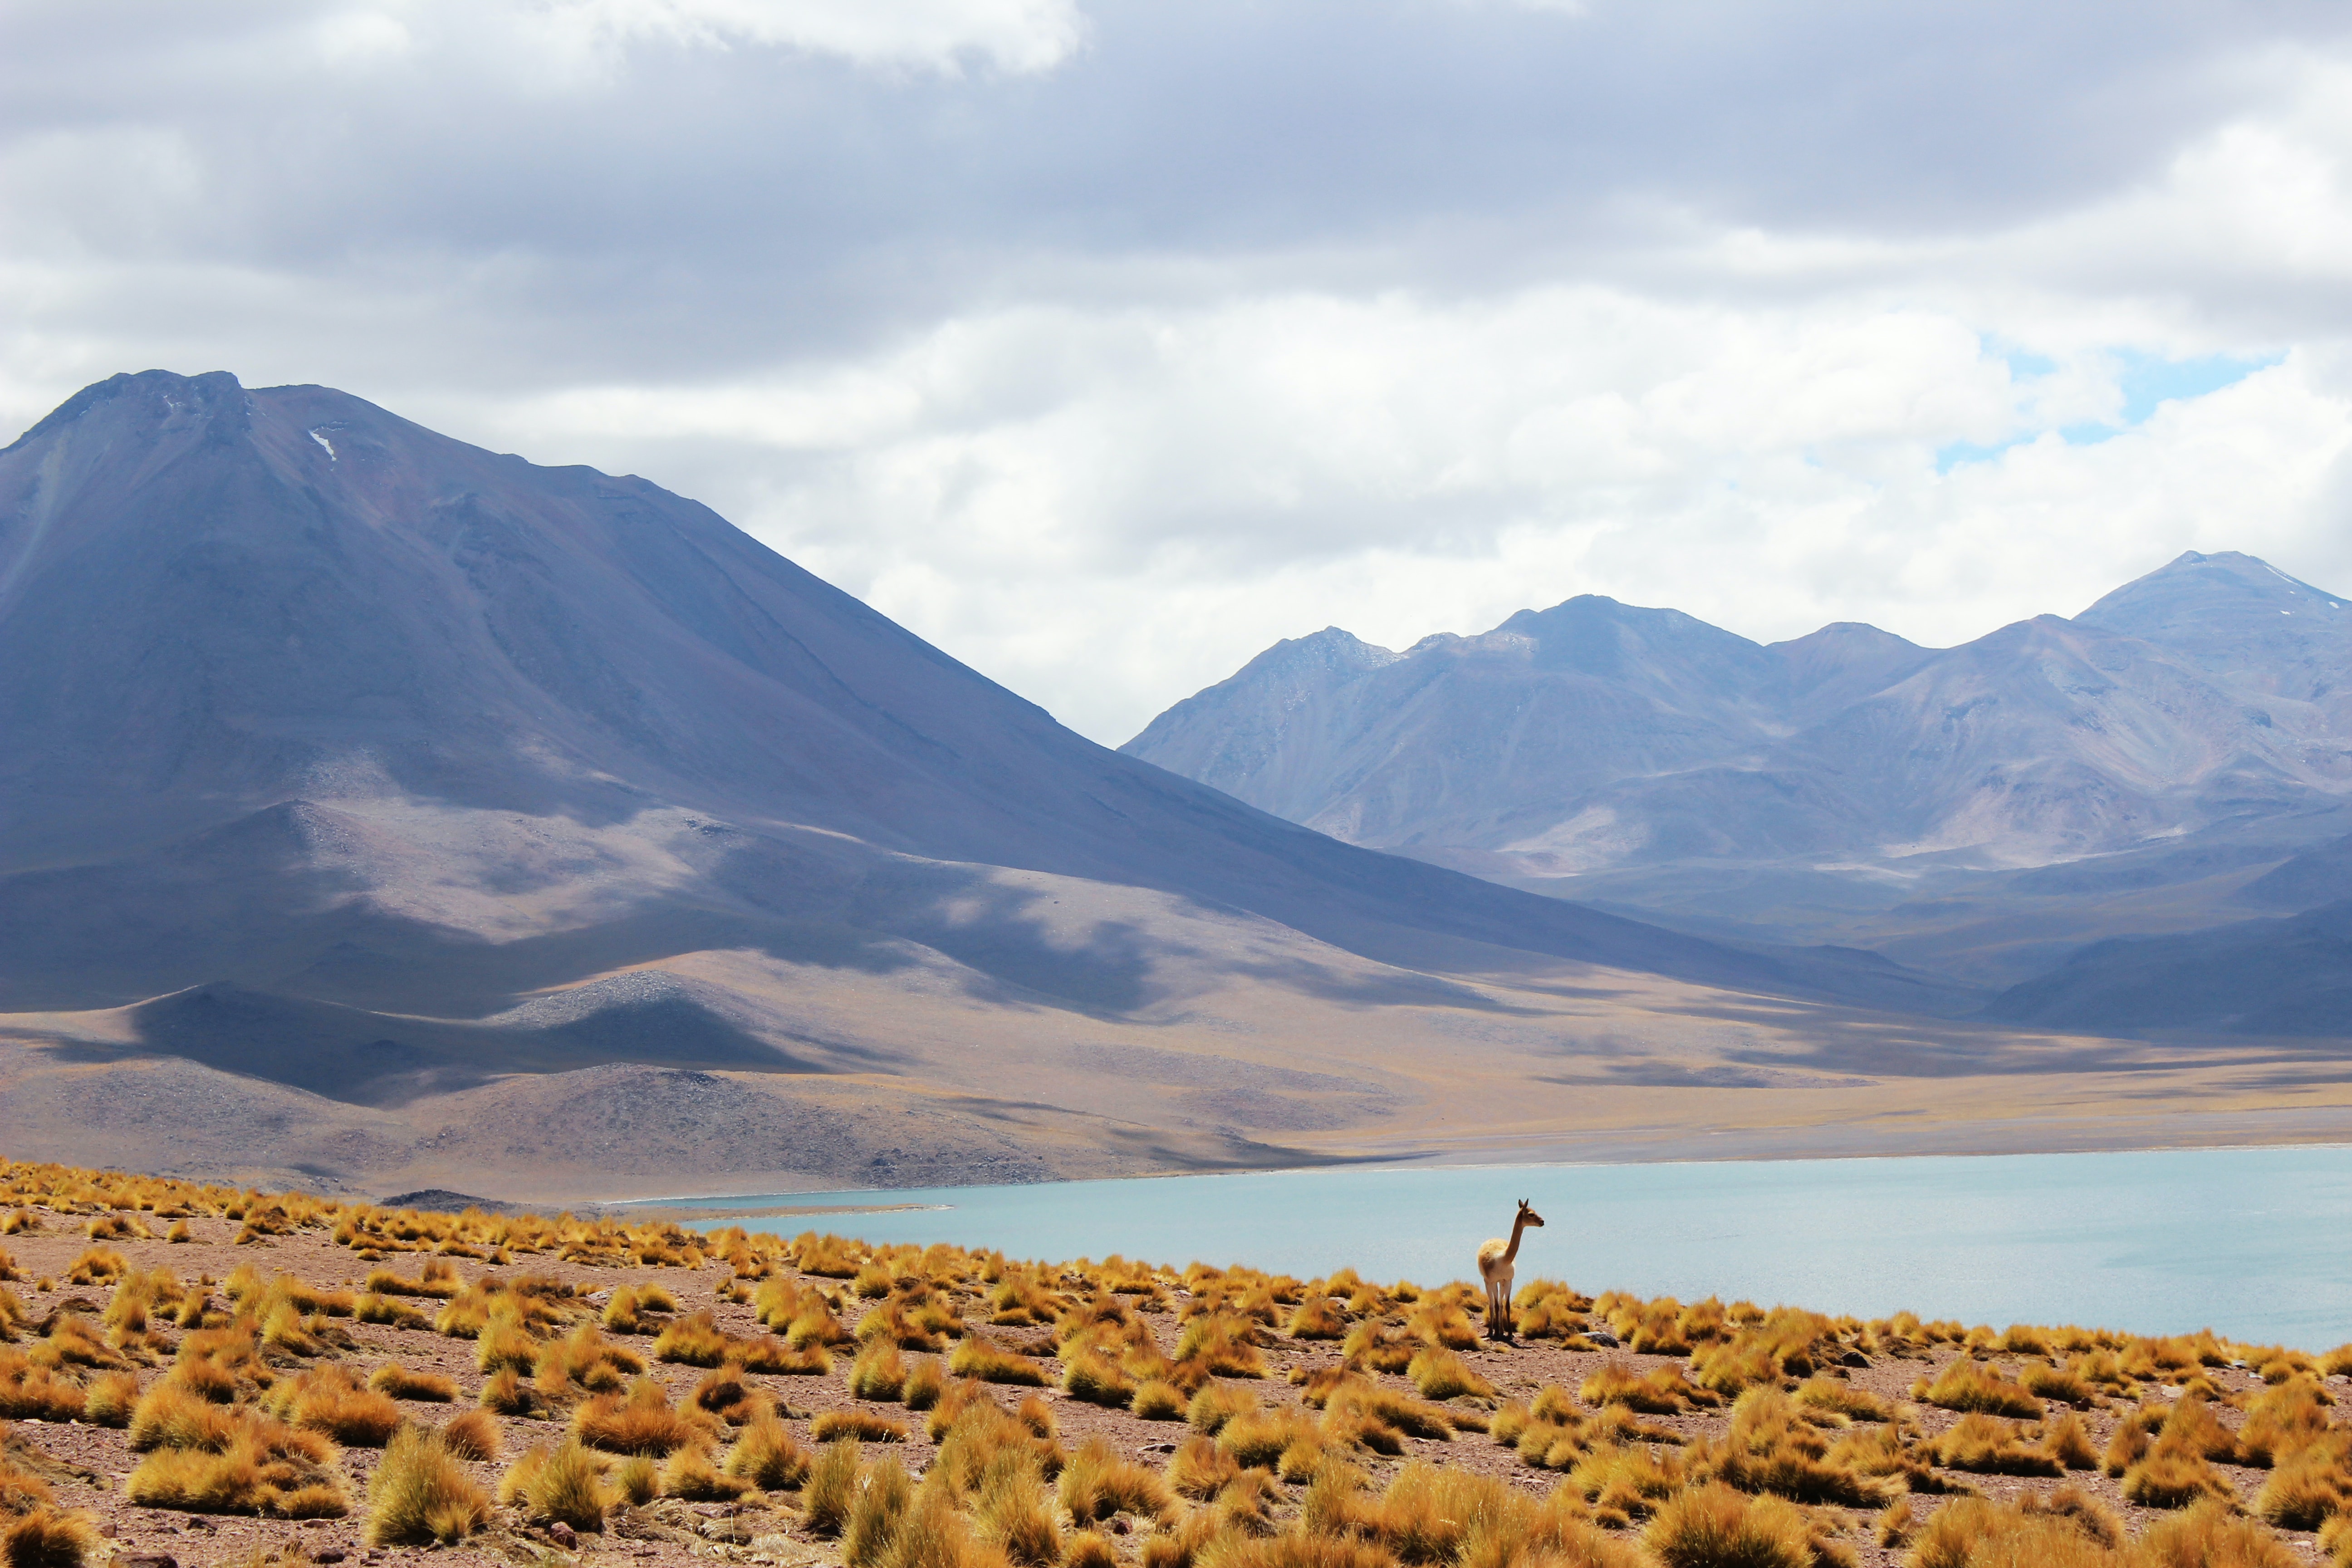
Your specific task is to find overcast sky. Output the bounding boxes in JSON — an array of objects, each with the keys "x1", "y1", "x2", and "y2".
[{"x1": 6, "y1": 1, "x2": 2352, "y2": 743}]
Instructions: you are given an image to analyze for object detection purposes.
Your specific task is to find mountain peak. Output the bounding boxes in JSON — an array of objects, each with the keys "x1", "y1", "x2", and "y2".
[{"x1": 2073, "y1": 549, "x2": 2349, "y2": 698}]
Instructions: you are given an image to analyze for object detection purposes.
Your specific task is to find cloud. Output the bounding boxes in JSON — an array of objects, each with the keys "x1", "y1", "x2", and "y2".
[{"x1": 5, "y1": 2, "x2": 2352, "y2": 743}]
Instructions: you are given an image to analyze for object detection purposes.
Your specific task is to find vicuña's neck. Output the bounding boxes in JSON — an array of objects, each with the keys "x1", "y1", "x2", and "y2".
[{"x1": 1501, "y1": 1214, "x2": 1527, "y2": 1265}]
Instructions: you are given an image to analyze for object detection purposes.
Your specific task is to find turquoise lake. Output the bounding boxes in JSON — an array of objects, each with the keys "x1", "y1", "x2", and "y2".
[{"x1": 651, "y1": 1144, "x2": 2352, "y2": 1349}]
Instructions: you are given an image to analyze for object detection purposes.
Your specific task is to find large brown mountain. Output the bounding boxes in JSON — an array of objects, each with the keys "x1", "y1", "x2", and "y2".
[{"x1": 1, "y1": 370, "x2": 2021, "y2": 1200}]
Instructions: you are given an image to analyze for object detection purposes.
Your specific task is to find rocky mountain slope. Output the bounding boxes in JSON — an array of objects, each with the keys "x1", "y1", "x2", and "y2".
[
  {"x1": 1124, "y1": 553, "x2": 2352, "y2": 1015},
  {"x1": 0, "y1": 369, "x2": 2064, "y2": 1197}
]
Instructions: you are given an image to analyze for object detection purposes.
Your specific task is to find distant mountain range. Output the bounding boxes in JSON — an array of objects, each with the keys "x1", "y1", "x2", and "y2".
[
  {"x1": 1124, "y1": 553, "x2": 2352, "y2": 1023},
  {"x1": 1, "y1": 369, "x2": 2041, "y2": 1200}
]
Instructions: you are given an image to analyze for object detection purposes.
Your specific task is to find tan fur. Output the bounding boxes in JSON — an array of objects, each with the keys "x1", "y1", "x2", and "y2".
[{"x1": 1477, "y1": 1200, "x2": 1544, "y2": 1338}]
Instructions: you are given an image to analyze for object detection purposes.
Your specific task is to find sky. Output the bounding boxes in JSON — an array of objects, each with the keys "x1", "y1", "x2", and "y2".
[{"x1": 6, "y1": 2, "x2": 2352, "y2": 745}]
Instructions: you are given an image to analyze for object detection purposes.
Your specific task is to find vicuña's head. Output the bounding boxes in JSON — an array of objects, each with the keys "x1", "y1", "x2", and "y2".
[{"x1": 1517, "y1": 1199, "x2": 1545, "y2": 1228}]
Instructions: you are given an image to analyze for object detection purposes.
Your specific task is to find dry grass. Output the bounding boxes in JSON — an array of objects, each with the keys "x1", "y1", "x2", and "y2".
[
  {"x1": 841, "y1": 1456, "x2": 912, "y2": 1568},
  {"x1": 368, "y1": 1364, "x2": 456, "y2": 1402},
  {"x1": 572, "y1": 1376, "x2": 711, "y2": 1456},
  {"x1": 1931, "y1": 1413, "x2": 2065, "y2": 1476},
  {"x1": 951, "y1": 1334, "x2": 1050, "y2": 1386},
  {"x1": 1643, "y1": 1482, "x2": 1813, "y2": 1568},
  {"x1": 660, "y1": 1446, "x2": 755, "y2": 1502},
  {"x1": 1406, "y1": 1345, "x2": 1494, "y2": 1401},
  {"x1": 1582, "y1": 1360, "x2": 1705, "y2": 1414},
  {"x1": 1059, "y1": 1435, "x2": 1173, "y2": 1524},
  {"x1": 265, "y1": 1364, "x2": 404, "y2": 1446},
  {"x1": 10, "y1": 1159, "x2": 2352, "y2": 1568},
  {"x1": 1, "y1": 1508, "x2": 101, "y2": 1568},
  {"x1": 723, "y1": 1416, "x2": 810, "y2": 1490},
  {"x1": 804, "y1": 1439, "x2": 870, "y2": 1542},
  {"x1": 1914, "y1": 1359, "x2": 2045, "y2": 1418},
  {"x1": 848, "y1": 1339, "x2": 907, "y2": 1401},
  {"x1": 505, "y1": 1439, "x2": 608, "y2": 1532},
  {"x1": 812, "y1": 1409, "x2": 909, "y2": 1443},
  {"x1": 365, "y1": 1424, "x2": 489, "y2": 1546}
]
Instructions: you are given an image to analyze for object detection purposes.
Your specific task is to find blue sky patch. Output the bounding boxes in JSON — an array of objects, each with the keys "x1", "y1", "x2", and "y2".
[{"x1": 1938, "y1": 348, "x2": 2282, "y2": 473}]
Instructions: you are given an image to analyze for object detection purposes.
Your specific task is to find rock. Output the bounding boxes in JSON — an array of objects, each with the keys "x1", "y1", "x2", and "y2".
[
  {"x1": 549, "y1": 1523, "x2": 578, "y2": 1549},
  {"x1": 314, "y1": 1552, "x2": 347, "y2": 1564},
  {"x1": 112, "y1": 1555, "x2": 177, "y2": 1568},
  {"x1": 1108, "y1": 1519, "x2": 1130, "y2": 1536}
]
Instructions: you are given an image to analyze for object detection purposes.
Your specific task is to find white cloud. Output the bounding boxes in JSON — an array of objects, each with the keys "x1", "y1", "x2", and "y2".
[
  {"x1": 5, "y1": 3, "x2": 2352, "y2": 746},
  {"x1": 521, "y1": 0, "x2": 1088, "y2": 76}
]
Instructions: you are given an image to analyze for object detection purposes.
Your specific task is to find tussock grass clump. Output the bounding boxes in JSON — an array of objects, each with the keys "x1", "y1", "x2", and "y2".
[
  {"x1": 369, "y1": 1363, "x2": 456, "y2": 1402},
  {"x1": 572, "y1": 1376, "x2": 711, "y2": 1456},
  {"x1": 972, "y1": 1450, "x2": 1063, "y2": 1566},
  {"x1": 79, "y1": 1371, "x2": 137, "y2": 1429},
  {"x1": 1172, "y1": 1313, "x2": 1268, "y2": 1380},
  {"x1": 439, "y1": 1408, "x2": 501, "y2": 1463},
  {"x1": 1643, "y1": 1481, "x2": 1812, "y2": 1568},
  {"x1": 124, "y1": 1418, "x2": 348, "y2": 1518},
  {"x1": 2022, "y1": 1360, "x2": 2104, "y2": 1408},
  {"x1": 1913, "y1": 1359, "x2": 2044, "y2": 1418},
  {"x1": 1794, "y1": 1377, "x2": 1891, "y2": 1423},
  {"x1": 1, "y1": 1507, "x2": 103, "y2": 1568},
  {"x1": 803, "y1": 1439, "x2": 863, "y2": 1537},
  {"x1": 903, "y1": 1354, "x2": 946, "y2": 1411},
  {"x1": 0, "y1": 1353, "x2": 84, "y2": 1422},
  {"x1": 479, "y1": 1367, "x2": 541, "y2": 1417},
  {"x1": 1705, "y1": 1387, "x2": 1899, "y2": 1508},
  {"x1": 1931, "y1": 1413, "x2": 2065, "y2": 1476},
  {"x1": 1582, "y1": 1360, "x2": 1705, "y2": 1414},
  {"x1": 849, "y1": 1339, "x2": 907, "y2": 1401},
  {"x1": 652, "y1": 1310, "x2": 731, "y2": 1367},
  {"x1": 2256, "y1": 1431, "x2": 2352, "y2": 1529},
  {"x1": 813, "y1": 1409, "x2": 910, "y2": 1443},
  {"x1": 1059, "y1": 1435, "x2": 1173, "y2": 1524},
  {"x1": 2137, "y1": 1499, "x2": 2301, "y2": 1568},
  {"x1": 689, "y1": 1363, "x2": 764, "y2": 1425},
  {"x1": 1064, "y1": 1348, "x2": 1137, "y2": 1408},
  {"x1": 2124, "y1": 1444, "x2": 2238, "y2": 1509},
  {"x1": 365, "y1": 1424, "x2": 490, "y2": 1546},
  {"x1": 1406, "y1": 1345, "x2": 1493, "y2": 1401},
  {"x1": 951, "y1": 1334, "x2": 1050, "y2": 1386},
  {"x1": 265, "y1": 1364, "x2": 404, "y2": 1446},
  {"x1": 354, "y1": 1293, "x2": 430, "y2": 1330},
  {"x1": 2239, "y1": 1377, "x2": 2334, "y2": 1467},
  {"x1": 502, "y1": 1439, "x2": 607, "y2": 1532},
  {"x1": 1189, "y1": 1381, "x2": 1260, "y2": 1435},
  {"x1": 723, "y1": 1416, "x2": 809, "y2": 1491},
  {"x1": 1340, "y1": 1321, "x2": 1418, "y2": 1374},
  {"x1": 2042, "y1": 1411, "x2": 2102, "y2": 1471},
  {"x1": 842, "y1": 1456, "x2": 913, "y2": 1568},
  {"x1": 1132, "y1": 1378, "x2": 1188, "y2": 1421},
  {"x1": 64, "y1": 1248, "x2": 125, "y2": 1286},
  {"x1": 661, "y1": 1446, "x2": 755, "y2": 1502},
  {"x1": 601, "y1": 1283, "x2": 676, "y2": 1334}
]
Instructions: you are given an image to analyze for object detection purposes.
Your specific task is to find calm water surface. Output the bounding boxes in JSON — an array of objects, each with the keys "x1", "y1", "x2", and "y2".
[{"x1": 657, "y1": 1145, "x2": 2352, "y2": 1348}]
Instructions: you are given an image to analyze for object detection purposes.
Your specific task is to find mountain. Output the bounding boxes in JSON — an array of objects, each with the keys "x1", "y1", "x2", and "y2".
[
  {"x1": 0, "y1": 369, "x2": 2024, "y2": 1199},
  {"x1": 1122, "y1": 551, "x2": 2352, "y2": 1014}
]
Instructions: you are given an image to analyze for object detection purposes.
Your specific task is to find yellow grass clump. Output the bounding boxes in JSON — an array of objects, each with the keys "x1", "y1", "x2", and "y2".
[
  {"x1": 365, "y1": 1424, "x2": 490, "y2": 1546},
  {"x1": 572, "y1": 1376, "x2": 712, "y2": 1456},
  {"x1": 812, "y1": 1409, "x2": 910, "y2": 1443},
  {"x1": 368, "y1": 1363, "x2": 456, "y2": 1402},
  {"x1": 723, "y1": 1416, "x2": 810, "y2": 1491},
  {"x1": 503, "y1": 1438, "x2": 609, "y2": 1532},
  {"x1": 951, "y1": 1333, "x2": 1050, "y2": 1386},
  {"x1": 1, "y1": 1507, "x2": 103, "y2": 1568}
]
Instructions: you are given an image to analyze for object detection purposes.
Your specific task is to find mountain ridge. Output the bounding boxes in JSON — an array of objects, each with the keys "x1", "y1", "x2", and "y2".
[{"x1": 6, "y1": 368, "x2": 2102, "y2": 1199}]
